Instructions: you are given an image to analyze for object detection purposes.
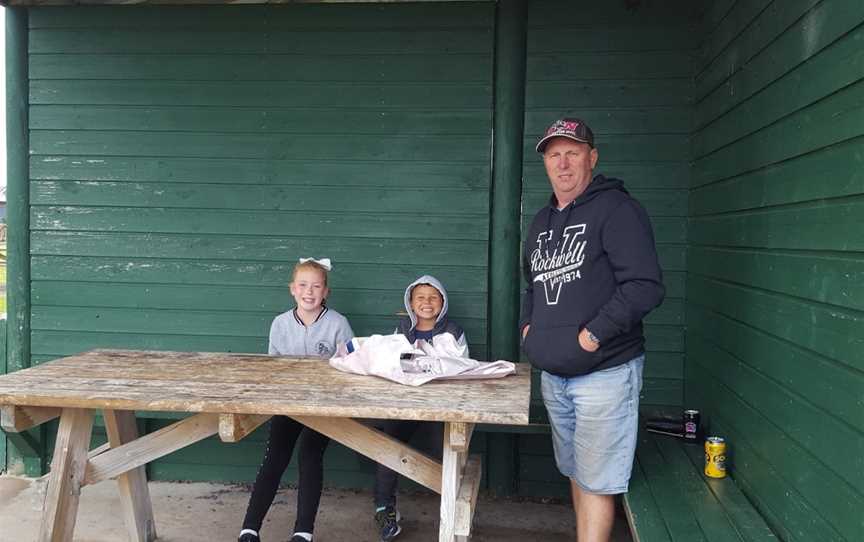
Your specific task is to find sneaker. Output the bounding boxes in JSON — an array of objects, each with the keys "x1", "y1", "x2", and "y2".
[
  {"x1": 238, "y1": 532, "x2": 260, "y2": 542},
  {"x1": 374, "y1": 506, "x2": 402, "y2": 541},
  {"x1": 288, "y1": 536, "x2": 310, "y2": 542}
]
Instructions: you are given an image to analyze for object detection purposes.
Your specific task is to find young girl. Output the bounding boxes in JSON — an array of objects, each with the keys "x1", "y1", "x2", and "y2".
[{"x1": 238, "y1": 258, "x2": 354, "y2": 542}]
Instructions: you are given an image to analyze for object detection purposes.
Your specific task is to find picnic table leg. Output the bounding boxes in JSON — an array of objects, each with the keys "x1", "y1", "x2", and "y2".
[
  {"x1": 39, "y1": 407, "x2": 94, "y2": 542},
  {"x1": 104, "y1": 409, "x2": 157, "y2": 542},
  {"x1": 439, "y1": 422, "x2": 467, "y2": 542}
]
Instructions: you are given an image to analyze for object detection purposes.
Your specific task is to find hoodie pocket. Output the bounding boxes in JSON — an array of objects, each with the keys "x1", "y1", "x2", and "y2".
[{"x1": 523, "y1": 325, "x2": 600, "y2": 373}]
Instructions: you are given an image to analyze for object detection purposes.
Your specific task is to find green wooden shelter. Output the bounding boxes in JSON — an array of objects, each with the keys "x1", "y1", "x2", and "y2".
[{"x1": 1, "y1": 1, "x2": 861, "y2": 541}]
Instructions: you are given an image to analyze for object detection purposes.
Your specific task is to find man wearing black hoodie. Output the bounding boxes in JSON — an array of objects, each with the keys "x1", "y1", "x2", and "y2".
[{"x1": 520, "y1": 118, "x2": 665, "y2": 542}]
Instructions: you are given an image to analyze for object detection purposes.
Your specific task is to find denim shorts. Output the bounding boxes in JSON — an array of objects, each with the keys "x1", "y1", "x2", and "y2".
[{"x1": 540, "y1": 355, "x2": 644, "y2": 494}]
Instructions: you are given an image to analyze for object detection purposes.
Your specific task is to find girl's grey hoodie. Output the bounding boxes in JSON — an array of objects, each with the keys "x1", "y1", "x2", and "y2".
[{"x1": 269, "y1": 307, "x2": 354, "y2": 358}]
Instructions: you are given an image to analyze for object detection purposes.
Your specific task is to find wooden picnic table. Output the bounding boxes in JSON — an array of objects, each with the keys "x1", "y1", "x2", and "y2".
[{"x1": 0, "y1": 349, "x2": 531, "y2": 542}]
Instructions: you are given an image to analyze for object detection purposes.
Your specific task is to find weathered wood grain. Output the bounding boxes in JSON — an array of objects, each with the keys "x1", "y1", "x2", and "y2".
[
  {"x1": 84, "y1": 412, "x2": 219, "y2": 486},
  {"x1": 450, "y1": 422, "x2": 474, "y2": 453},
  {"x1": 219, "y1": 413, "x2": 270, "y2": 443},
  {"x1": 0, "y1": 350, "x2": 531, "y2": 425},
  {"x1": 38, "y1": 408, "x2": 94, "y2": 542},
  {"x1": 292, "y1": 416, "x2": 442, "y2": 493},
  {"x1": 0, "y1": 405, "x2": 60, "y2": 432},
  {"x1": 439, "y1": 422, "x2": 465, "y2": 542},
  {"x1": 454, "y1": 454, "x2": 481, "y2": 537},
  {"x1": 103, "y1": 410, "x2": 157, "y2": 542}
]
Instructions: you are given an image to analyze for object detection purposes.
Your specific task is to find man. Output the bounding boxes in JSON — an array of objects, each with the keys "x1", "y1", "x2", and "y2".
[{"x1": 520, "y1": 118, "x2": 665, "y2": 541}]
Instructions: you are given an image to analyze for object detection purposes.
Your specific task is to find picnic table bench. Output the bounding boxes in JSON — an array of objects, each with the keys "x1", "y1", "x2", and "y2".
[
  {"x1": 0, "y1": 349, "x2": 531, "y2": 542},
  {"x1": 624, "y1": 431, "x2": 778, "y2": 542}
]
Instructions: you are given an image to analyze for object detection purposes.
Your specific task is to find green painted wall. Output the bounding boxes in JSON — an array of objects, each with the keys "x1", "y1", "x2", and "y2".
[
  {"x1": 0, "y1": 318, "x2": 6, "y2": 471},
  {"x1": 687, "y1": 1, "x2": 864, "y2": 541},
  {"x1": 518, "y1": 0, "x2": 697, "y2": 496},
  {"x1": 27, "y1": 4, "x2": 494, "y2": 487}
]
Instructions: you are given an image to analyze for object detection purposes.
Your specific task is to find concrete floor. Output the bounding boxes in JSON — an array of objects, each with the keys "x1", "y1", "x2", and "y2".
[{"x1": 0, "y1": 475, "x2": 633, "y2": 541}]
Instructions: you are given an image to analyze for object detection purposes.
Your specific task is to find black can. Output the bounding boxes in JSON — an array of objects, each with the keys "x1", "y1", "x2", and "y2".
[{"x1": 683, "y1": 409, "x2": 700, "y2": 440}]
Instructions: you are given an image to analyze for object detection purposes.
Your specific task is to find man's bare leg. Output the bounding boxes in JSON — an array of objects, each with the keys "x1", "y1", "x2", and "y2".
[{"x1": 571, "y1": 480, "x2": 614, "y2": 542}]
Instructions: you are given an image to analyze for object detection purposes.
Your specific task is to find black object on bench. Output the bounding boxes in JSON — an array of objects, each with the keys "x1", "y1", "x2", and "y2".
[{"x1": 624, "y1": 432, "x2": 778, "y2": 542}]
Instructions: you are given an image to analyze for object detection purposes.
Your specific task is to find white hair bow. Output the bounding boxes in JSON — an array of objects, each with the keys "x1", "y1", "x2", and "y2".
[{"x1": 298, "y1": 257, "x2": 332, "y2": 271}]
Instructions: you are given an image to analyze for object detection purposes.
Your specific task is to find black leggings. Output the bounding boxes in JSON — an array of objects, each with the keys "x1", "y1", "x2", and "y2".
[
  {"x1": 374, "y1": 420, "x2": 443, "y2": 508},
  {"x1": 242, "y1": 416, "x2": 331, "y2": 534}
]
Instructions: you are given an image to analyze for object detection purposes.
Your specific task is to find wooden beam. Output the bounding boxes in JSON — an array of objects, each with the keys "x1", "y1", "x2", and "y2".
[
  {"x1": 1, "y1": 405, "x2": 61, "y2": 432},
  {"x1": 219, "y1": 413, "x2": 270, "y2": 443},
  {"x1": 84, "y1": 413, "x2": 218, "y2": 486},
  {"x1": 292, "y1": 415, "x2": 442, "y2": 493},
  {"x1": 104, "y1": 410, "x2": 157, "y2": 542},
  {"x1": 439, "y1": 422, "x2": 466, "y2": 542},
  {"x1": 449, "y1": 422, "x2": 475, "y2": 453},
  {"x1": 454, "y1": 455, "x2": 482, "y2": 537},
  {"x1": 38, "y1": 408, "x2": 94, "y2": 542}
]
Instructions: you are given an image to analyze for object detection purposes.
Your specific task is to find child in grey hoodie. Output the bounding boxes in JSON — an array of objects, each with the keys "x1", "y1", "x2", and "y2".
[{"x1": 373, "y1": 275, "x2": 467, "y2": 541}]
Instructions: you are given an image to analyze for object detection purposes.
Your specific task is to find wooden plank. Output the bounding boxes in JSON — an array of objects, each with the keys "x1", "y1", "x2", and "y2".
[
  {"x1": 84, "y1": 413, "x2": 219, "y2": 486},
  {"x1": 623, "y1": 458, "x2": 672, "y2": 542},
  {"x1": 30, "y1": 29, "x2": 490, "y2": 55},
  {"x1": 687, "y1": 304, "x2": 863, "y2": 432},
  {"x1": 103, "y1": 410, "x2": 157, "y2": 542},
  {"x1": 30, "y1": 308, "x2": 487, "y2": 348},
  {"x1": 29, "y1": 105, "x2": 490, "y2": 135},
  {"x1": 693, "y1": 80, "x2": 864, "y2": 187},
  {"x1": 32, "y1": 282, "x2": 487, "y2": 320},
  {"x1": 687, "y1": 276, "x2": 862, "y2": 372},
  {"x1": 30, "y1": 130, "x2": 488, "y2": 162},
  {"x1": 30, "y1": 231, "x2": 489, "y2": 266},
  {"x1": 449, "y1": 422, "x2": 474, "y2": 453},
  {"x1": 696, "y1": 0, "x2": 859, "y2": 120},
  {"x1": 29, "y1": 53, "x2": 492, "y2": 81},
  {"x1": 454, "y1": 454, "x2": 481, "y2": 537},
  {"x1": 694, "y1": 25, "x2": 864, "y2": 159},
  {"x1": 218, "y1": 414, "x2": 270, "y2": 443},
  {"x1": 29, "y1": 154, "x2": 490, "y2": 188},
  {"x1": 687, "y1": 338, "x2": 864, "y2": 497},
  {"x1": 0, "y1": 351, "x2": 531, "y2": 425},
  {"x1": 1, "y1": 405, "x2": 60, "y2": 432},
  {"x1": 654, "y1": 436, "x2": 745, "y2": 542},
  {"x1": 30, "y1": 80, "x2": 492, "y2": 109},
  {"x1": 30, "y1": 256, "x2": 490, "y2": 292},
  {"x1": 691, "y1": 138, "x2": 864, "y2": 216},
  {"x1": 31, "y1": 181, "x2": 489, "y2": 214},
  {"x1": 292, "y1": 415, "x2": 442, "y2": 493},
  {"x1": 679, "y1": 444, "x2": 778, "y2": 542},
  {"x1": 439, "y1": 421, "x2": 465, "y2": 542},
  {"x1": 38, "y1": 408, "x2": 94, "y2": 542},
  {"x1": 26, "y1": 4, "x2": 493, "y2": 30},
  {"x1": 635, "y1": 434, "x2": 707, "y2": 542},
  {"x1": 687, "y1": 362, "x2": 862, "y2": 541}
]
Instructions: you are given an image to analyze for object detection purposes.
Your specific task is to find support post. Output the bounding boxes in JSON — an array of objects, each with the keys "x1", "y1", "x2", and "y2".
[
  {"x1": 0, "y1": 318, "x2": 6, "y2": 471},
  {"x1": 487, "y1": 0, "x2": 527, "y2": 496},
  {"x1": 5, "y1": 8, "x2": 40, "y2": 476},
  {"x1": 39, "y1": 408, "x2": 94, "y2": 542},
  {"x1": 104, "y1": 410, "x2": 157, "y2": 542}
]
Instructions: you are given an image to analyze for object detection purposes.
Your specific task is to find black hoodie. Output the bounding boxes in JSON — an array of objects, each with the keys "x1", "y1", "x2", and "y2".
[{"x1": 519, "y1": 174, "x2": 665, "y2": 377}]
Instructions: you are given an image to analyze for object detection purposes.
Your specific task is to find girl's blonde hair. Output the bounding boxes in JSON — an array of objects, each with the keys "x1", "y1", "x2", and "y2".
[{"x1": 291, "y1": 260, "x2": 329, "y2": 287}]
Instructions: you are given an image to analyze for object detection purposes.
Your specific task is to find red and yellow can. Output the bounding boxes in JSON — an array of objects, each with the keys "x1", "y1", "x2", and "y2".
[{"x1": 704, "y1": 436, "x2": 727, "y2": 478}]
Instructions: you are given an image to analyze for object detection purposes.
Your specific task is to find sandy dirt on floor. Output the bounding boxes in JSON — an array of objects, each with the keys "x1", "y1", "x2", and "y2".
[{"x1": 0, "y1": 475, "x2": 633, "y2": 541}]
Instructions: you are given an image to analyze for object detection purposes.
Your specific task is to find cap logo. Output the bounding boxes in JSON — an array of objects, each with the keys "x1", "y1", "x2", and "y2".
[{"x1": 549, "y1": 120, "x2": 579, "y2": 136}]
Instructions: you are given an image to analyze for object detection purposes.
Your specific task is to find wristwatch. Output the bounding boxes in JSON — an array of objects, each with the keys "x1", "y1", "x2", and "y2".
[{"x1": 586, "y1": 330, "x2": 600, "y2": 345}]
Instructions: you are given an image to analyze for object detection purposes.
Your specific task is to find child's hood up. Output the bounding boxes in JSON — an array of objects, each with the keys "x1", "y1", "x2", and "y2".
[{"x1": 403, "y1": 275, "x2": 449, "y2": 329}]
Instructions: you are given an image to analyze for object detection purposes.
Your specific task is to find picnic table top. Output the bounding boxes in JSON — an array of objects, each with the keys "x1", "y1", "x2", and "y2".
[{"x1": 0, "y1": 349, "x2": 531, "y2": 425}]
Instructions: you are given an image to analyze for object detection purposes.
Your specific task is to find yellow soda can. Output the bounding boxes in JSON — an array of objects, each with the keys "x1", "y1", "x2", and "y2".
[{"x1": 704, "y1": 436, "x2": 727, "y2": 478}]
